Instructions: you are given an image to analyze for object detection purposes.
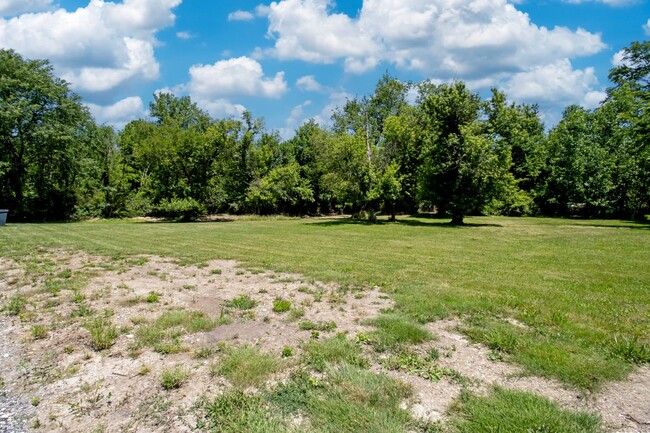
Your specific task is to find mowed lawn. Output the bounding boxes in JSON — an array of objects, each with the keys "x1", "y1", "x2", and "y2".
[{"x1": 1, "y1": 216, "x2": 648, "y2": 389}]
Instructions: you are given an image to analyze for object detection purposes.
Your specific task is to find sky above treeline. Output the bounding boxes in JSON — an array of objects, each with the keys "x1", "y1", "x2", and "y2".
[{"x1": 1, "y1": 0, "x2": 648, "y2": 137}]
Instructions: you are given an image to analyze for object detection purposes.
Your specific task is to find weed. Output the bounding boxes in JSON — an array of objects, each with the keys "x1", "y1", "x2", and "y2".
[
  {"x1": 63, "y1": 345, "x2": 74, "y2": 354},
  {"x1": 209, "y1": 269, "x2": 222, "y2": 275},
  {"x1": 302, "y1": 333, "x2": 367, "y2": 372},
  {"x1": 225, "y1": 294, "x2": 258, "y2": 310},
  {"x1": 31, "y1": 324, "x2": 48, "y2": 340},
  {"x1": 3, "y1": 294, "x2": 27, "y2": 316},
  {"x1": 272, "y1": 299, "x2": 291, "y2": 313},
  {"x1": 219, "y1": 346, "x2": 281, "y2": 388},
  {"x1": 146, "y1": 291, "x2": 161, "y2": 303},
  {"x1": 281, "y1": 347, "x2": 293, "y2": 357},
  {"x1": 288, "y1": 306, "x2": 305, "y2": 320},
  {"x1": 160, "y1": 366, "x2": 188, "y2": 390},
  {"x1": 138, "y1": 365, "x2": 151, "y2": 376},
  {"x1": 299, "y1": 320, "x2": 337, "y2": 332},
  {"x1": 135, "y1": 309, "x2": 219, "y2": 354},
  {"x1": 31, "y1": 396, "x2": 41, "y2": 406},
  {"x1": 85, "y1": 317, "x2": 118, "y2": 351},
  {"x1": 194, "y1": 347, "x2": 213, "y2": 359},
  {"x1": 381, "y1": 350, "x2": 456, "y2": 383},
  {"x1": 607, "y1": 336, "x2": 650, "y2": 365}
]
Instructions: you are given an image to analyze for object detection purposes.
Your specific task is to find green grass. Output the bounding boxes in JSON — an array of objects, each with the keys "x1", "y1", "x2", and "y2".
[
  {"x1": 0, "y1": 216, "x2": 648, "y2": 390},
  {"x1": 85, "y1": 316, "x2": 118, "y2": 351},
  {"x1": 448, "y1": 387, "x2": 602, "y2": 433},
  {"x1": 302, "y1": 333, "x2": 368, "y2": 372},
  {"x1": 160, "y1": 366, "x2": 188, "y2": 390},
  {"x1": 135, "y1": 309, "x2": 220, "y2": 354},
  {"x1": 268, "y1": 364, "x2": 414, "y2": 433},
  {"x1": 272, "y1": 299, "x2": 291, "y2": 313},
  {"x1": 368, "y1": 312, "x2": 434, "y2": 351},
  {"x1": 225, "y1": 294, "x2": 258, "y2": 310},
  {"x1": 218, "y1": 345, "x2": 282, "y2": 388}
]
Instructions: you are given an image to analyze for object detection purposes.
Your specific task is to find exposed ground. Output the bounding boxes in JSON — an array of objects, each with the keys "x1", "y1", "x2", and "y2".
[{"x1": 1, "y1": 250, "x2": 648, "y2": 432}]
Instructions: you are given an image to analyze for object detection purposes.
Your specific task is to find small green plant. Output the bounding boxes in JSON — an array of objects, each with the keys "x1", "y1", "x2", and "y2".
[
  {"x1": 134, "y1": 309, "x2": 219, "y2": 354},
  {"x1": 63, "y1": 345, "x2": 74, "y2": 354},
  {"x1": 299, "y1": 320, "x2": 337, "y2": 332},
  {"x1": 160, "y1": 366, "x2": 188, "y2": 390},
  {"x1": 288, "y1": 307, "x2": 305, "y2": 320},
  {"x1": 194, "y1": 347, "x2": 213, "y2": 359},
  {"x1": 31, "y1": 324, "x2": 48, "y2": 340},
  {"x1": 219, "y1": 346, "x2": 281, "y2": 387},
  {"x1": 85, "y1": 317, "x2": 118, "y2": 351},
  {"x1": 3, "y1": 294, "x2": 27, "y2": 316},
  {"x1": 226, "y1": 294, "x2": 258, "y2": 310},
  {"x1": 146, "y1": 291, "x2": 161, "y2": 303},
  {"x1": 608, "y1": 336, "x2": 650, "y2": 365},
  {"x1": 210, "y1": 269, "x2": 222, "y2": 275},
  {"x1": 138, "y1": 365, "x2": 151, "y2": 376},
  {"x1": 31, "y1": 396, "x2": 41, "y2": 406},
  {"x1": 272, "y1": 299, "x2": 291, "y2": 313},
  {"x1": 281, "y1": 346, "x2": 293, "y2": 357}
]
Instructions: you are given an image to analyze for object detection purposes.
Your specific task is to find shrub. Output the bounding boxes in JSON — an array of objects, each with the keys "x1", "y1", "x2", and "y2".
[{"x1": 153, "y1": 198, "x2": 206, "y2": 222}]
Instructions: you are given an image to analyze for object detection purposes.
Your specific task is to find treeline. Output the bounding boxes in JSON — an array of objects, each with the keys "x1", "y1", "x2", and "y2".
[{"x1": 1, "y1": 42, "x2": 648, "y2": 223}]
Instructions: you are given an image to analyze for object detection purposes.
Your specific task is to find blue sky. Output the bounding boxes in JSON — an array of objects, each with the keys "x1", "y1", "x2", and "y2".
[{"x1": 1, "y1": 0, "x2": 648, "y2": 137}]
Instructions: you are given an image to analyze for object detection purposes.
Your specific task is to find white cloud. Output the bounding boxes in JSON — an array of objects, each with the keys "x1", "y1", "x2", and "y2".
[
  {"x1": 262, "y1": 0, "x2": 605, "y2": 77},
  {"x1": 279, "y1": 100, "x2": 312, "y2": 139},
  {"x1": 176, "y1": 31, "x2": 195, "y2": 40},
  {"x1": 0, "y1": 0, "x2": 181, "y2": 94},
  {"x1": 561, "y1": 0, "x2": 633, "y2": 5},
  {"x1": 87, "y1": 96, "x2": 146, "y2": 129},
  {"x1": 296, "y1": 75, "x2": 323, "y2": 91},
  {"x1": 502, "y1": 59, "x2": 602, "y2": 108},
  {"x1": 612, "y1": 50, "x2": 626, "y2": 67},
  {"x1": 644, "y1": 18, "x2": 650, "y2": 35},
  {"x1": 312, "y1": 91, "x2": 352, "y2": 126},
  {"x1": 0, "y1": 0, "x2": 52, "y2": 16},
  {"x1": 189, "y1": 56, "x2": 288, "y2": 99},
  {"x1": 228, "y1": 10, "x2": 255, "y2": 21},
  {"x1": 194, "y1": 98, "x2": 246, "y2": 119}
]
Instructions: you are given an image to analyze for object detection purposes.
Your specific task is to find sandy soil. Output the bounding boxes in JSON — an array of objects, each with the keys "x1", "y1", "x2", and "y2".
[{"x1": 0, "y1": 251, "x2": 648, "y2": 432}]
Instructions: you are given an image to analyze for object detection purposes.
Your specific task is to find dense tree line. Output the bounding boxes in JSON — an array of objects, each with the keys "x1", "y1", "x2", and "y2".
[{"x1": 1, "y1": 42, "x2": 648, "y2": 223}]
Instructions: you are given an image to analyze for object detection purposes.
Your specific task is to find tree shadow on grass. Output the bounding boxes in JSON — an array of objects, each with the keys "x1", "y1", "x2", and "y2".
[
  {"x1": 567, "y1": 222, "x2": 650, "y2": 231},
  {"x1": 309, "y1": 217, "x2": 502, "y2": 228}
]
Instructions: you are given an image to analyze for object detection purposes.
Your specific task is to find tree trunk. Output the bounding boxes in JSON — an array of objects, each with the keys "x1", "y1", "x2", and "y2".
[
  {"x1": 450, "y1": 213, "x2": 464, "y2": 225},
  {"x1": 369, "y1": 208, "x2": 377, "y2": 223}
]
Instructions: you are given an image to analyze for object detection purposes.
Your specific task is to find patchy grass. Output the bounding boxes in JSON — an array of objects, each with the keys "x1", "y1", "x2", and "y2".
[
  {"x1": 299, "y1": 320, "x2": 337, "y2": 332},
  {"x1": 3, "y1": 294, "x2": 27, "y2": 316},
  {"x1": 85, "y1": 316, "x2": 118, "y2": 351},
  {"x1": 368, "y1": 312, "x2": 434, "y2": 351},
  {"x1": 302, "y1": 333, "x2": 368, "y2": 372},
  {"x1": 134, "y1": 309, "x2": 220, "y2": 354},
  {"x1": 448, "y1": 387, "x2": 602, "y2": 433},
  {"x1": 272, "y1": 299, "x2": 291, "y2": 313},
  {"x1": 160, "y1": 366, "x2": 188, "y2": 390},
  {"x1": 218, "y1": 345, "x2": 282, "y2": 388},
  {"x1": 193, "y1": 389, "x2": 289, "y2": 433},
  {"x1": 225, "y1": 294, "x2": 257, "y2": 310},
  {"x1": 1, "y1": 216, "x2": 648, "y2": 390}
]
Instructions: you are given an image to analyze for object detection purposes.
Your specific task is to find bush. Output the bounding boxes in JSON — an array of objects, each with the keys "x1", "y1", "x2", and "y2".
[{"x1": 153, "y1": 198, "x2": 206, "y2": 221}]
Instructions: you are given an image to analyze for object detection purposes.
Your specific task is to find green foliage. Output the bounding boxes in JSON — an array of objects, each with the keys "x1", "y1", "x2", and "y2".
[
  {"x1": 369, "y1": 313, "x2": 433, "y2": 351},
  {"x1": 607, "y1": 336, "x2": 650, "y2": 365},
  {"x1": 218, "y1": 346, "x2": 281, "y2": 388},
  {"x1": 153, "y1": 198, "x2": 206, "y2": 221},
  {"x1": 85, "y1": 316, "x2": 118, "y2": 351},
  {"x1": 193, "y1": 389, "x2": 288, "y2": 433},
  {"x1": 3, "y1": 294, "x2": 27, "y2": 315},
  {"x1": 272, "y1": 299, "x2": 291, "y2": 313},
  {"x1": 225, "y1": 295, "x2": 258, "y2": 310},
  {"x1": 302, "y1": 333, "x2": 367, "y2": 372},
  {"x1": 449, "y1": 387, "x2": 602, "y2": 433},
  {"x1": 299, "y1": 320, "x2": 337, "y2": 332},
  {"x1": 160, "y1": 366, "x2": 188, "y2": 390},
  {"x1": 135, "y1": 309, "x2": 219, "y2": 354},
  {"x1": 31, "y1": 324, "x2": 48, "y2": 340}
]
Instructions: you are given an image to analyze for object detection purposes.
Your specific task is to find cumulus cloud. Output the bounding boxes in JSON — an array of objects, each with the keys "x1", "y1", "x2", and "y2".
[
  {"x1": 262, "y1": 0, "x2": 605, "y2": 78},
  {"x1": 502, "y1": 59, "x2": 602, "y2": 108},
  {"x1": 279, "y1": 100, "x2": 312, "y2": 139},
  {"x1": 296, "y1": 75, "x2": 323, "y2": 91},
  {"x1": 189, "y1": 56, "x2": 287, "y2": 99},
  {"x1": 0, "y1": 0, "x2": 181, "y2": 94},
  {"x1": 228, "y1": 10, "x2": 255, "y2": 21},
  {"x1": 0, "y1": 0, "x2": 52, "y2": 16},
  {"x1": 87, "y1": 96, "x2": 146, "y2": 128},
  {"x1": 644, "y1": 18, "x2": 650, "y2": 35},
  {"x1": 561, "y1": 0, "x2": 633, "y2": 5}
]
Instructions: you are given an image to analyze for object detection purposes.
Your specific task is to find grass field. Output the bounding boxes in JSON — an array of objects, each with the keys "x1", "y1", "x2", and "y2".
[{"x1": 1, "y1": 215, "x2": 648, "y2": 394}]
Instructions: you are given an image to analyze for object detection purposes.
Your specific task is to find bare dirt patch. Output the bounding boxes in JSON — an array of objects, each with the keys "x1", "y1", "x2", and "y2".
[{"x1": 0, "y1": 251, "x2": 648, "y2": 432}]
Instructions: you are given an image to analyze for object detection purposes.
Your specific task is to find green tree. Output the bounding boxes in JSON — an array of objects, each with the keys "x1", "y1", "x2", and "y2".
[
  {"x1": 417, "y1": 82, "x2": 512, "y2": 224},
  {"x1": 0, "y1": 49, "x2": 93, "y2": 220}
]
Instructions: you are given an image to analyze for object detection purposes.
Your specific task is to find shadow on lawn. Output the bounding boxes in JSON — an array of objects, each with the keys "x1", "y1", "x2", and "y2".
[{"x1": 310, "y1": 217, "x2": 502, "y2": 228}]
